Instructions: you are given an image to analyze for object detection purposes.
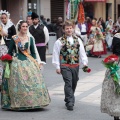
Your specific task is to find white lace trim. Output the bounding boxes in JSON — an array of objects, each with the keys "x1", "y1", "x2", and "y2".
[
  {"x1": 114, "y1": 33, "x2": 120, "y2": 39},
  {"x1": 0, "y1": 19, "x2": 14, "y2": 34}
]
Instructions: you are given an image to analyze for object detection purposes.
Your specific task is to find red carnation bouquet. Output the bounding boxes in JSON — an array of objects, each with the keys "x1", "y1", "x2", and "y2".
[
  {"x1": 1, "y1": 54, "x2": 12, "y2": 62},
  {"x1": 102, "y1": 54, "x2": 119, "y2": 69},
  {"x1": 0, "y1": 54, "x2": 12, "y2": 79},
  {"x1": 82, "y1": 66, "x2": 91, "y2": 73},
  {"x1": 102, "y1": 54, "x2": 120, "y2": 95}
]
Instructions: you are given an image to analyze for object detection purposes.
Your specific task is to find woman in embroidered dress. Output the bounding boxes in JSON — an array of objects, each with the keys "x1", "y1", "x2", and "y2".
[
  {"x1": 101, "y1": 30, "x2": 120, "y2": 120},
  {"x1": 0, "y1": 10, "x2": 15, "y2": 87},
  {"x1": 89, "y1": 19, "x2": 107, "y2": 57},
  {"x1": 0, "y1": 26, "x2": 8, "y2": 88},
  {"x1": 105, "y1": 19, "x2": 113, "y2": 50},
  {"x1": 1, "y1": 21, "x2": 50, "y2": 110}
]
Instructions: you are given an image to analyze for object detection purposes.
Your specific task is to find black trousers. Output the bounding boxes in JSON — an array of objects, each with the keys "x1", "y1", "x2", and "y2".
[
  {"x1": 36, "y1": 46, "x2": 46, "y2": 62},
  {"x1": 61, "y1": 66, "x2": 79, "y2": 107}
]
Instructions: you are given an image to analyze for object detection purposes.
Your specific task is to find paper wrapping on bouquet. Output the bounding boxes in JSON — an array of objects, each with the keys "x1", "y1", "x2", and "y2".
[
  {"x1": 108, "y1": 64, "x2": 120, "y2": 94},
  {"x1": 4, "y1": 62, "x2": 10, "y2": 79},
  {"x1": 102, "y1": 54, "x2": 120, "y2": 95}
]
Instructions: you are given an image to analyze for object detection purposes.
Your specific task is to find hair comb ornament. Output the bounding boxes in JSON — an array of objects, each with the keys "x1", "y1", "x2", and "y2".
[{"x1": 0, "y1": 10, "x2": 10, "y2": 18}]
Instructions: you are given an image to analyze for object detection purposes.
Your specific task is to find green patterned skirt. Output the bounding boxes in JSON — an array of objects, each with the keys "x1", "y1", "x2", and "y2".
[{"x1": 1, "y1": 57, "x2": 50, "y2": 110}]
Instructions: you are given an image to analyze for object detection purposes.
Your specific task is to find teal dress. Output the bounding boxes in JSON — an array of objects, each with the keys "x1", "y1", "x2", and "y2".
[{"x1": 1, "y1": 37, "x2": 50, "y2": 110}]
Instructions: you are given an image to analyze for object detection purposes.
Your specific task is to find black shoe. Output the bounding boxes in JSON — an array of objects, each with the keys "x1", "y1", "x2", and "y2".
[
  {"x1": 67, "y1": 106, "x2": 73, "y2": 111},
  {"x1": 114, "y1": 116, "x2": 119, "y2": 120}
]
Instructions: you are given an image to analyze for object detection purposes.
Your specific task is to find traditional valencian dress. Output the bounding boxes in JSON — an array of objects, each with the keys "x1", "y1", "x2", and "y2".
[
  {"x1": 90, "y1": 26, "x2": 106, "y2": 57},
  {"x1": 0, "y1": 36, "x2": 8, "y2": 84},
  {"x1": 101, "y1": 33, "x2": 120, "y2": 117},
  {"x1": 1, "y1": 36, "x2": 50, "y2": 110},
  {"x1": 105, "y1": 23, "x2": 113, "y2": 49},
  {"x1": 0, "y1": 19, "x2": 16, "y2": 48}
]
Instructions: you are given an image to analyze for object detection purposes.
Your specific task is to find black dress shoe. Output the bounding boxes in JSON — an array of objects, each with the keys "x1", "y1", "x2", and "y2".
[
  {"x1": 114, "y1": 116, "x2": 119, "y2": 120},
  {"x1": 67, "y1": 106, "x2": 73, "y2": 111}
]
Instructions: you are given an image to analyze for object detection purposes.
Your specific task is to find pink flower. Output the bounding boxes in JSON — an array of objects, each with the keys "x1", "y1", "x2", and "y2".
[{"x1": 27, "y1": 100, "x2": 33, "y2": 104}]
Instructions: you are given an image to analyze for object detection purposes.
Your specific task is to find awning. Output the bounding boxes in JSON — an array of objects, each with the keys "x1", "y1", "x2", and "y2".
[{"x1": 84, "y1": 0, "x2": 106, "y2": 2}]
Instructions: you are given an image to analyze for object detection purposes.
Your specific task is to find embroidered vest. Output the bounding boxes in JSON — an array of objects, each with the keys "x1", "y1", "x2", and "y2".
[{"x1": 60, "y1": 35, "x2": 80, "y2": 64}]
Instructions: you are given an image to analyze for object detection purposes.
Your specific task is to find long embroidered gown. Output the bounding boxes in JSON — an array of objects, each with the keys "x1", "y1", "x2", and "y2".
[
  {"x1": 90, "y1": 26, "x2": 107, "y2": 56},
  {"x1": 1, "y1": 37, "x2": 50, "y2": 110},
  {"x1": 101, "y1": 69, "x2": 120, "y2": 117},
  {"x1": 101, "y1": 33, "x2": 120, "y2": 117},
  {"x1": 0, "y1": 36, "x2": 8, "y2": 85}
]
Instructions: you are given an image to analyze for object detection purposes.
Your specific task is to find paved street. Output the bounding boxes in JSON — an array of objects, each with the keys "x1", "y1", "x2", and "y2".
[{"x1": 0, "y1": 53, "x2": 114, "y2": 120}]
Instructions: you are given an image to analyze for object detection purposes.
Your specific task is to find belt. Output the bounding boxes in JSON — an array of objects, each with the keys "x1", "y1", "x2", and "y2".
[
  {"x1": 61, "y1": 63, "x2": 79, "y2": 68},
  {"x1": 81, "y1": 32, "x2": 87, "y2": 35},
  {"x1": 36, "y1": 43, "x2": 46, "y2": 46}
]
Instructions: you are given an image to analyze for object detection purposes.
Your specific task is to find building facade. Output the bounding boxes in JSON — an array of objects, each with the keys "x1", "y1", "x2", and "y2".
[
  {"x1": 83, "y1": 0, "x2": 120, "y2": 21},
  {"x1": 0, "y1": 0, "x2": 50, "y2": 24},
  {"x1": 0, "y1": 0, "x2": 120, "y2": 24}
]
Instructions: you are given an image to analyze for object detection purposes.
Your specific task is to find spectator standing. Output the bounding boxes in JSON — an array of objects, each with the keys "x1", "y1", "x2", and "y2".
[
  {"x1": 26, "y1": 15, "x2": 33, "y2": 27},
  {"x1": 78, "y1": 21, "x2": 88, "y2": 46},
  {"x1": 116, "y1": 17, "x2": 120, "y2": 28},
  {"x1": 40, "y1": 15, "x2": 47, "y2": 26},
  {"x1": 56, "y1": 17, "x2": 64, "y2": 39},
  {"x1": 99, "y1": 17, "x2": 106, "y2": 32},
  {"x1": 0, "y1": 10, "x2": 16, "y2": 48}
]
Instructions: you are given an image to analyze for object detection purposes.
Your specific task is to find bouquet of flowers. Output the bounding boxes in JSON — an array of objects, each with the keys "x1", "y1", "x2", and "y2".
[
  {"x1": 82, "y1": 66, "x2": 91, "y2": 73},
  {"x1": 102, "y1": 54, "x2": 120, "y2": 95},
  {"x1": 0, "y1": 54, "x2": 12, "y2": 78},
  {"x1": 105, "y1": 27, "x2": 110, "y2": 33},
  {"x1": 95, "y1": 28, "x2": 101, "y2": 40}
]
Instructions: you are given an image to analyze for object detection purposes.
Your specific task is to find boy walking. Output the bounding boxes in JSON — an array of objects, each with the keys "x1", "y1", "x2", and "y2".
[{"x1": 52, "y1": 20, "x2": 88, "y2": 111}]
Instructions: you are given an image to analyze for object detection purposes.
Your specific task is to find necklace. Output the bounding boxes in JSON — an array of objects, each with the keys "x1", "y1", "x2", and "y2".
[
  {"x1": 19, "y1": 36, "x2": 27, "y2": 41},
  {"x1": 18, "y1": 35, "x2": 28, "y2": 44}
]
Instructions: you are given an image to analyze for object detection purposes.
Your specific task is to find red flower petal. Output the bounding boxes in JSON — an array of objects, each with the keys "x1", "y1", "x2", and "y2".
[
  {"x1": 1, "y1": 54, "x2": 12, "y2": 61},
  {"x1": 87, "y1": 68, "x2": 91, "y2": 73},
  {"x1": 103, "y1": 54, "x2": 119, "y2": 64}
]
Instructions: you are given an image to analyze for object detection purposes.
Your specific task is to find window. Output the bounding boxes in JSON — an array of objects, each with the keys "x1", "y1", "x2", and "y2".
[{"x1": 28, "y1": 0, "x2": 37, "y2": 13}]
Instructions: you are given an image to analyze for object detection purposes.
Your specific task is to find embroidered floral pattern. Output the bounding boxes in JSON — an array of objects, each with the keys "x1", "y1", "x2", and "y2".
[
  {"x1": 101, "y1": 69, "x2": 120, "y2": 116},
  {"x1": 60, "y1": 35, "x2": 80, "y2": 64},
  {"x1": 0, "y1": 45, "x2": 8, "y2": 83},
  {"x1": 1, "y1": 58, "x2": 50, "y2": 110}
]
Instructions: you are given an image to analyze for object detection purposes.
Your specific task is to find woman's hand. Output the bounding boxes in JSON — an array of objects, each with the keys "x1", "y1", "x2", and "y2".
[
  {"x1": 1, "y1": 30, "x2": 8, "y2": 37},
  {"x1": 39, "y1": 63, "x2": 43, "y2": 68},
  {"x1": 56, "y1": 69, "x2": 61, "y2": 74}
]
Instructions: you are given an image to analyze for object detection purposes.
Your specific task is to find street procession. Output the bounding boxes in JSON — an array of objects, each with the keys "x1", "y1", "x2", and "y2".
[{"x1": 0, "y1": 0, "x2": 120, "y2": 120}]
